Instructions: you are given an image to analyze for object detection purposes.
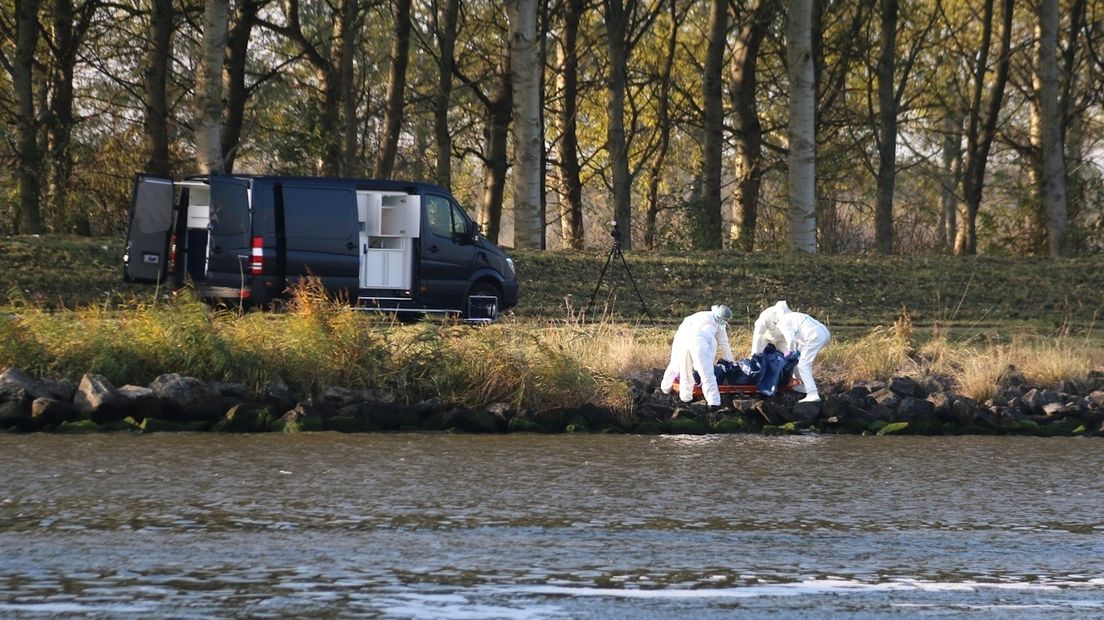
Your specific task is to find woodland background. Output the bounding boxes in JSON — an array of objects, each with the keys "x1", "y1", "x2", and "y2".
[{"x1": 1, "y1": 0, "x2": 1102, "y2": 256}]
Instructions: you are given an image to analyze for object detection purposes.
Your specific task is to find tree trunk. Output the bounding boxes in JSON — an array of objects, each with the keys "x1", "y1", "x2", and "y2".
[
  {"x1": 604, "y1": 0, "x2": 632, "y2": 249},
  {"x1": 938, "y1": 111, "x2": 962, "y2": 252},
  {"x1": 644, "y1": 0, "x2": 681, "y2": 250},
  {"x1": 729, "y1": 0, "x2": 774, "y2": 252},
  {"x1": 479, "y1": 55, "x2": 512, "y2": 243},
  {"x1": 47, "y1": 0, "x2": 84, "y2": 233},
  {"x1": 1037, "y1": 0, "x2": 1068, "y2": 258},
  {"x1": 955, "y1": 0, "x2": 1013, "y2": 255},
  {"x1": 223, "y1": 0, "x2": 263, "y2": 172},
  {"x1": 14, "y1": 0, "x2": 44, "y2": 233},
  {"x1": 195, "y1": 0, "x2": 229, "y2": 174},
  {"x1": 507, "y1": 0, "x2": 542, "y2": 249},
  {"x1": 433, "y1": 0, "x2": 459, "y2": 188},
  {"x1": 337, "y1": 0, "x2": 360, "y2": 173},
  {"x1": 699, "y1": 0, "x2": 726, "y2": 250},
  {"x1": 787, "y1": 0, "x2": 816, "y2": 253},
  {"x1": 874, "y1": 0, "x2": 897, "y2": 254},
  {"x1": 375, "y1": 0, "x2": 412, "y2": 178},
  {"x1": 556, "y1": 0, "x2": 585, "y2": 250},
  {"x1": 143, "y1": 0, "x2": 173, "y2": 177}
]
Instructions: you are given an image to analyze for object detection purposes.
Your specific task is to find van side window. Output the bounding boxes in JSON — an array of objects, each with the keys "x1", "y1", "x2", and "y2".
[
  {"x1": 450, "y1": 204, "x2": 469, "y2": 236},
  {"x1": 283, "y1": 185, "x2": 356, "y2": 239},
  {"x1": 426, "y1": 195, "x2": 453, "y2": 238}
]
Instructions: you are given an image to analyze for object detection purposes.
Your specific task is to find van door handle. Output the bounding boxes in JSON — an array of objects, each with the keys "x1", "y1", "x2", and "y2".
[
  {"x1": 429, "y1": 245, "x2": 439, "y2": 253},
  {"x1": 346, "y1": 241, "x2": 355, "y2": 250}
]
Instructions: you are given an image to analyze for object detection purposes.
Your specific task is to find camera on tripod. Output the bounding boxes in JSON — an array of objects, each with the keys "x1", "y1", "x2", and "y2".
[{"x1": 608, "y1": 220, "x2": 621, "y2": 244}]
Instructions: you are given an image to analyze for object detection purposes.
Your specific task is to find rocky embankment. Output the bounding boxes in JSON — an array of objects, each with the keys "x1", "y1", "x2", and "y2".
[{"x1": 1, "y1": 366, "x2": 1102, "y2": 436}]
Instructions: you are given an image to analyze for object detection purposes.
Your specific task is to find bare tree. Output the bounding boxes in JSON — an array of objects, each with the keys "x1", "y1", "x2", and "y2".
[
  {"x1": 788, "y1": 0, "x2": 816, "y2": 252},
  {"x1": 507, "y1": 0, "x2": 542, "y2": 248},
  {"x1": 954, "y1": 0, "x2": 1013, "y2": 255},
  {"x1": 1037, "y1": 0, "x2": 1068, "y2": 257},
  {"x1": 375, "y1": 0, "x2": 412, "y2": 178},
  {"x1": 699, "y1": 0, "x2": 727, "y2": 249},
  {"x1": 555, "y1": 0, "x2": 586, "y2": 250},
  {"x1": 195, "y1": 0, "x2": 229, "y2": 174},
  {"x1": 143, "y1": 0, "x2": 173, "y2": 177},
  {"x1": 4, "y1": 0, "x2": 44, "y2": 232},
  {"x1": 431, "y1": 0, "x2": 459, "y2": 188},
  {"x1": 729, "y1": 0, "x2": 776, "y2": 252}
]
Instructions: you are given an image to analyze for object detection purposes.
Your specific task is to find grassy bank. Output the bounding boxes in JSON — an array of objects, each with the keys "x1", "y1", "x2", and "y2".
[
  {"x1": 3, "y1": 235, "x2": 1104, "y2": 332},
  {"x1": 2, "y1": 235, "x2": 1103, "y2": 411},
  {"x1": 2, "y1": 281, "x2": 1102, "y2": 409}
]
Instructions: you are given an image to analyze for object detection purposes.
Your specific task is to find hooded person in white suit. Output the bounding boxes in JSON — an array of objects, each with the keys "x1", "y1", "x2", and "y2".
[
  {"x1": 660, "y1": 305, "x2": 735, "y2": 406},
  {"x1": 775, "y1": 311, "x2": 831, "y2": 403},
  {"x1": 750, "y1": 300, "x2": 791, "y2": 356}
]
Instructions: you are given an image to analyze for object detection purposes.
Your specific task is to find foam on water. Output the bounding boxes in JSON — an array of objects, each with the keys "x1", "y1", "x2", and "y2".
[{"x1": 517, "y1": 576, "x2": 1104, "y2": 599}]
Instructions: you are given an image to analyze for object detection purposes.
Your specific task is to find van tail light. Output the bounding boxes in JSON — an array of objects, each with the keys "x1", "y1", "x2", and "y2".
[
  {"x1": 168, "y1": 233, "x2": 177, "y2": 272},
  {"x1": 250, "y1": 236, "x2": 264, "y2": 276}
]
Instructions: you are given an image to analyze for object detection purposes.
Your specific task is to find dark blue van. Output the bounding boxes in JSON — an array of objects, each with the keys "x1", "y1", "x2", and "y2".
[{"x1": 123, "y1": 175, "x2": 518, "y2": 320}]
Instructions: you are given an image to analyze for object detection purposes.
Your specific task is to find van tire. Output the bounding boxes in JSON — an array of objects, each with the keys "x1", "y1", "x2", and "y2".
[{"x1": 465, "y1": 282, "x2": 501, "y2": 321}]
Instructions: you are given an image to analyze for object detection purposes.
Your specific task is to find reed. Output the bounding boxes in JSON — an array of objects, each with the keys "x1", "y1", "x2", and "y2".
[{"x1": 2, "y1": 285, "x2": 1102, "y2": 412}]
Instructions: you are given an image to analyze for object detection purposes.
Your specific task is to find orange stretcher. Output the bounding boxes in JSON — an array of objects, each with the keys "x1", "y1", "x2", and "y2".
[{"x1": 670, "y1": 377, "x2": 800, "y2": 398}]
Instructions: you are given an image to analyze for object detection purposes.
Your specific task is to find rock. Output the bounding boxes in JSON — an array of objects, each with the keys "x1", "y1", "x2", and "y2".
[
  {"x1": 508, "y1": 416, "x2": 550, "y2": 433},
  {"x1": 751, "y1": 399, "x2": 788, "y2": 426},
  {"x1": 74, "y1": 374, "x2": 131, "y2": 423},
  {"x1": 139, "y1": 417, "x2": 207, "y2": 432},
  {"x1": 763, "y1": 422, "x2": 798, "y2": 435},
  {"x1": 262, "y1": 376, "x2": 296, "y2": 411},
  {"x1": 927, "y1": 392, "x2": 954, "y2": 421},
  {"x1": 869, "y1": 388, "x2": 900, "y2": 419},
  {"x1": 0, "y1": 388, "x2": 34, "y2": 431},
  {"x1": 316, "y1": 386, "x2": 369, "y2": 412},
  {"x1": 888, "y1": 376, "x2": 919, "y2": 398},
  {"x1": 116, "y1": 385, "x2": 163, "y2": 421},
  {"x1": 272, "y1": 405, "x2": 324, "y2": 433},
  {"x1": 577, "y1": 404, "x2": 619, "y2": 430},
  {"x1": 877, "y1": 421, "x2": 910, "y2": 435},
  {"x1": 668, "y1": 416, "x2": 709, "y2": 434},
  {"x1": 712, "y1": 415, "x2": 757, "y2": 434},
  {"x1": 149, "y1": 373, "x2": 221, "y2": 420},
  {"x1": 1085, "y1": 391, "x2": 1104, "y2": 407},
  {"x1": 212, "y1": 382, "x2": 247, "y2": 400},
  {"x1": 636, "y1": 399, "x2": 675, "y2": 423},
  {"x1": 31, "y1": 398, "x2": 78, "y2": 428},
  {"x1": 783, "y1": 400, "x2": 822, "y2": 426},
  {"x1": 528, "y1": 408, "x2": 569, "y2": 433},
  {"x1": 56, "y1": 419, "x2": 103, "y2": 433},
  {"x1": 0, "y1": 368, "x2": 58, "y2": 400},
  {"x1": 368, "y1": 404, "x2": 421, "y2": 431},
  {"x1": 996, "y1": 364, "x2": 1027, "y2": 394},
  {"x1": 1022, "y1": 388, "x2": 1061, "y2": 415},
  {"x1": 442, "y1": 407, "x2": 500, "y2": 433},
  {"x1": 892, "y1": 398, "x2": 939, "y2": 433},
  {"x1": 632, "y1": 419, "x2": 669, "y2": 434},
  {"x1": 849, "y1": 381, "x2": 886, "y2": 399},
  {"x1": 212, "y1": 403, "x2": 273, "y2": 432}
]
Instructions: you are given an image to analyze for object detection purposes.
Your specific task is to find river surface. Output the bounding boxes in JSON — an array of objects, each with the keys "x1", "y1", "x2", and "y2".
[{"x1": 1, "y1": 433, "x2": 1102, "y2": 619}]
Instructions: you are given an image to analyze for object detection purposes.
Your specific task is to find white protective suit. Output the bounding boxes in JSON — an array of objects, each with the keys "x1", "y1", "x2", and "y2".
[
  {"x1": 775, "y1": 311, "x2": 831, "y2": 401},
  {"x1": 750, "y1": 300, "x2": 791, "y2": 356},
  {"x1": 660, "y1": 309, "x2": 735, "y2": 406}
]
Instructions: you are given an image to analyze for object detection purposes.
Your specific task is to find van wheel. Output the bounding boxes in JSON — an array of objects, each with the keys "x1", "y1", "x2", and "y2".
[{"x1": 465, "y1": 283, "x2": 500, "y2": 322}]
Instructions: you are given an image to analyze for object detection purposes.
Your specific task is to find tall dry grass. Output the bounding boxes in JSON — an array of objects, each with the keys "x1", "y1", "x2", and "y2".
[{"x1": 2, "y1": 288, "x2": 1102, "y2": 411}]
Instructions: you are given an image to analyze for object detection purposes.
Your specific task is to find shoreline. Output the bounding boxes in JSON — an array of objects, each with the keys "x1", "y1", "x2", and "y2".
[{"x1": 2, "y1": 366, "x2": 1101, "y2": 437}]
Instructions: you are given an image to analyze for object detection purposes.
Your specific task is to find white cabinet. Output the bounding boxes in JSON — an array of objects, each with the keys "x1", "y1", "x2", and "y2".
[
  {"x1": 362, "y1": 245, "x2": 406, "y2": 289},
  {"x1": 356, "y1": 191, "x2": 419, "y2": 291}
]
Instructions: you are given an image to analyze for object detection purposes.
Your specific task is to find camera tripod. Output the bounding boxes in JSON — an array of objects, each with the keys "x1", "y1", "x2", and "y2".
[{"x1": 585, "y1": 223, "x2": 655, "y2": 324}]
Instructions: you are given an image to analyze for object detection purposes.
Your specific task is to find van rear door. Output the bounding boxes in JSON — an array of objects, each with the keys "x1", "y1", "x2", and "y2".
[
  {"x1": 123, "y1": 175, "x2": 175, "y2": 283},
  {"x1": 206, "y1": 176, "x2": 252, "y2": 281}
]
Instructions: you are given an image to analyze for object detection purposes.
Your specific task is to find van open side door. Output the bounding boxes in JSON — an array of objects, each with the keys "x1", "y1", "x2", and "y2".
[
  {"x1": 206, "y1": 176, "x2": 252, "y2": 281},
  {"x1": 123, "y1": 175, "x2": 175, "y2": 283}
]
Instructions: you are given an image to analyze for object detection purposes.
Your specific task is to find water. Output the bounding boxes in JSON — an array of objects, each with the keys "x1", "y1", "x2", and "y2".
[{"x1": 1, "y1": 433, "x2": 1102, "y2": 618}]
